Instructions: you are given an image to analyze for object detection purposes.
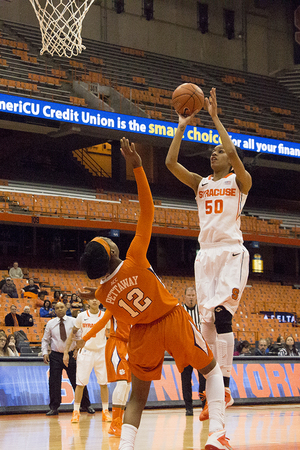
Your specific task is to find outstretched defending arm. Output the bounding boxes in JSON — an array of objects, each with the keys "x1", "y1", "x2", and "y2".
[{"x1": 120, "y1": 138, "x2": 154, "y2": 266}]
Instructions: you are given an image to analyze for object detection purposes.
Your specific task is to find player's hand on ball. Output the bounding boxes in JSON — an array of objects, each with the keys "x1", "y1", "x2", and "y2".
[
  {"x1": 177, "y1": 109, "x2": 201, "y2": 130},
  {"x1": 205, "y1": 87, "x2": 218, "y2": 118},
  {"x1": 76, "y1": 339, "x2": 86, "y2": 349},
  {"x1": 78, "y1": 287, "x2": 97, "y2": 300}
]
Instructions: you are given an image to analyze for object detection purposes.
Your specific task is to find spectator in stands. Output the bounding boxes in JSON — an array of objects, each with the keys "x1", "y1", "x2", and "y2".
[
  {"x1": 5, "y1": 305, "x2": 21, "y2": 326},
  {"x1": 53, "y1": 290, "x2": 61, "y2": 305},
  {"x1": 70, "y1": 293, "x2": 83, "y2": 317},
  {"x1": 40, "y1": 300, "x2": 56, "y2": 318},
  {"x1": 255, "y1": 338, "x2": 268, "y2": 356},
  {"x1": 268, "y1": 335, "x2": 285, "y2": 356},
  {"x1": 0, "y1": 334, "x2": 14, "y2": 357},
  {"x1": 0, "y1": 276, "x2": 6, "y2": 292},
  {"x1": 277, "y1": 335, "x2": 285, "y2": 345},
  {"x1": 9, "y1": 262, "x2": 23, "y2": 279},
  {"x1": 278, "y1": 336, "x2": 300, "y2": 356},
  {"x1": 39, "y1": 282, "x2": 49, "y2": 297},
  {"x1": 1, "y1": 277, "x2": 18, "y2": 298},
  {"x1": 181, "y1": 286, "x2": 206, "y2": 416},
  {"x1": 234, "y1": 340, "x2": 251, "y2": 356},
  {"x1": 21, "y1": 278, "x2": 40, "y2": 296},
  {"x1": 7, "y1": 334, "x2": 19, "y2": 356},
  {"x1": 20, "y1": 306, "x2": 34, "y2": 327},
  {"x1": 65, "y1": 302, "x2": 72, "y2": 317},
  {"x1": 35, "y1": 291, "x2": 46, "y2": 307},
  {"x1": 61, "y1": 292, "x2": 69, "y2": 304}
]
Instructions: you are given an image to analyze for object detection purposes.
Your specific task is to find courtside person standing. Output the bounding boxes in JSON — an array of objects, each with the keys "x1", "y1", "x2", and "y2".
[
  {"x1": 63, "y1": 297, "x2": 111, "y2": 423},
  {"x1": 42, "y1": 302, "x2": 92, "y2": 415}
]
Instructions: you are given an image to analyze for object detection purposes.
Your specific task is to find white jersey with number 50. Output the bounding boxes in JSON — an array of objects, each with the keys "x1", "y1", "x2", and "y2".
[{"x1": 196, "y1": 173, "x2": 247, "y2": 246}]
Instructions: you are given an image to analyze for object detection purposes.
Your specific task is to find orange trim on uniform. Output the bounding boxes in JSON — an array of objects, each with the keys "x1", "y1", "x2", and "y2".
[
  {"x1": 236, "y1": 189, "x2": 241, "y2": 220},
  {"x1": 91, "y1": 237, "x2": 111, "y2": 257},
  {"x1": 224, "y1": 172, "x2": 233, "y2": 178}
]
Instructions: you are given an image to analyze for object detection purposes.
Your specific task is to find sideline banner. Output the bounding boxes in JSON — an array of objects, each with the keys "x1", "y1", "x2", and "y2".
[
  {"x1": 0, "y1": 357, "x2": 299, "y2": 412},
  {"x1": 0, "y1": 93, "x2": 300, "y2": 159}
]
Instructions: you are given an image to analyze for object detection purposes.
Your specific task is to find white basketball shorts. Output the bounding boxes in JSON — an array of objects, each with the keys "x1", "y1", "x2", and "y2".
[
  {"x1": 195, "y1": 243, "x2": 249, "y2": 323},
  {"x1": 76, "y1": 347, "x2": 108, "y2": 386}
]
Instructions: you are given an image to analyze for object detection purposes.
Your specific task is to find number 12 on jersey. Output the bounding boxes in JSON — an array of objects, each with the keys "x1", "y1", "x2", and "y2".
[{"x1": 118, "y1": 287, "x2": 152, "y2": 317}]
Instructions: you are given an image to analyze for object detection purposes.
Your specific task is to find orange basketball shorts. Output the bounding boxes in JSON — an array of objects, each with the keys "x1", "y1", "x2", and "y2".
[
  {"x1": 105, "y1": 336, "x2": 131, "y2": 383},
  {"x1": 128, "y1": 305, "x2": 214, "y2": 381}
]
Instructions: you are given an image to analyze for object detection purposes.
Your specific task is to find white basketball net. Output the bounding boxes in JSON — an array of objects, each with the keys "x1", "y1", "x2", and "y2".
[{"x1": 28, "y1": 0, "x2": 95, "y2": 58}]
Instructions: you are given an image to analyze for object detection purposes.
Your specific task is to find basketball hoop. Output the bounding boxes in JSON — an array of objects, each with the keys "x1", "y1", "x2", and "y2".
[{"x1": 28, "y1": 0, "x2": 95, "y2": 58}]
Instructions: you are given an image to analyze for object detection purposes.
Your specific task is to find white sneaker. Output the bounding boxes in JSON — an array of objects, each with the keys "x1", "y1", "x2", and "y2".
[
  {"x1": 205, "y1": 430, "x2": 233, "y2": 450},
  {"x1": 225, "y1": 387, "x2": 234, "y2": 408}
]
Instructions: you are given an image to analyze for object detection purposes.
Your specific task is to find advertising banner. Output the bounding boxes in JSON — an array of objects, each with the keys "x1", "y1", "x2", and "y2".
[
  {"x1": 0, "y1": 357, "x2": 299, "y2": 412},
  {"x1": 0, "y1": 93, "x2": 300, "y2": 159}
]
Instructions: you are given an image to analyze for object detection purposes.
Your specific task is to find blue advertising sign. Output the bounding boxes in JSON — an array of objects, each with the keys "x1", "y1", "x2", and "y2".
[
  {"x1": 0, "y1": 358, "x2": 299, "y2": 412},
  {"x1": 1, "y1": 93, "x2": 300, "y2": 159}
]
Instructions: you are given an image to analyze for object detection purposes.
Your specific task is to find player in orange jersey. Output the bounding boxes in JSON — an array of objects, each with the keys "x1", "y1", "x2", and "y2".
[
  {"x1": 77, "y1": 309, "x2": 131, "y2": 437},
  {"x1": 166, "y1": 88, "x2": 252, "y2": 419},
  {"x1": 79, "y1": 137, "x2": 232, "y2": 450}
]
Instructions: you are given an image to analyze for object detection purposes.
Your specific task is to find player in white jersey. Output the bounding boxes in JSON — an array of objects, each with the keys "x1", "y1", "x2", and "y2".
[
  {"x1": 63, "y1": 298, "x2": 112, "y2": 423},
  {"x1": 166, "y1": 88, "x2": 252, "y2": 419}
]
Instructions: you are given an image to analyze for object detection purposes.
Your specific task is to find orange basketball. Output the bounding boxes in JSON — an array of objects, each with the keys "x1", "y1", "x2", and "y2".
[{"x1": 172, "y1": 83, "x2": 205, "y2": 117}]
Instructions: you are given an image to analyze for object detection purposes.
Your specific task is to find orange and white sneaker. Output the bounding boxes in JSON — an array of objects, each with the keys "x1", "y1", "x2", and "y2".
[
  {"x1": 199, "y1": 401, "x2": 209, "y2": 421},
  {"x1": 225, "y1": 388, "x2": 234, "y2": 408},
  {"x1": 71, "y1": 410, "x2": 80, "y2": 423},
  {"x1": 108, "y1": 417, "x2": 122, "y2": 437},
  {"x1": 102, "y1": 409, "x2": 112, "y2": 422},
  {"x1": 205, "y1": 430, "x2": 233, "y2": 450},
  {"x1": 200, "y1": 388, "x2": 233, "y2": 421}
]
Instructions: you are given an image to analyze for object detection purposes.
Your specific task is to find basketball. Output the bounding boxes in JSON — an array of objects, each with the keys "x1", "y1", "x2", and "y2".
[{"x1": 172, "y1": 83, "x2": 205, "y2": 117}]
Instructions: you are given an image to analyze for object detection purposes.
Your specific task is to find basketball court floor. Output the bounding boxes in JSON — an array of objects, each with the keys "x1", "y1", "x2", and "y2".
[{"x1": 0, "y1": 404, "x2": 299, "y2": 450}]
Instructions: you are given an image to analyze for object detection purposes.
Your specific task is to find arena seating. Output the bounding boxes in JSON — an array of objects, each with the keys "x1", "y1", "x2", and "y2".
[
  {"x1": 1, "y1": 179, "x2": 300, "y2": 241},
  {"x1": 1, "y1": 271, "x2": 298, "y2": 347},
  {"x1": 1, "y1": 20, "x2": 300, "y2": 143},
  {"x1": 233, "y1": 281, "x2": 300, "y2": 343}
]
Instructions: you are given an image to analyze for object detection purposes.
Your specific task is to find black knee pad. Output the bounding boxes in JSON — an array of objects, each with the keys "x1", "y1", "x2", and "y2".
[{"x1": 214, "y1": 305, "x2": 233, "y2": 334}]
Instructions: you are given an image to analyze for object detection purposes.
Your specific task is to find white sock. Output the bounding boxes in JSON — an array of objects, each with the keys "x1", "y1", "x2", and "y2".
[
  {"x1": 119, "y1": 423, "x2": 137, "y2": 450},
  {"x1": 74, "y1": 402, "x2": 80, "y2": 412},
  {"x1": 204, "y1": 363, "x2": 225, "y2": 433},
  {"x1": 201, "y1": 321, "x2": 217, "y2": 358},
  {"x1": 218, "y1": 332, "x2": 234, "y2": 378},
  {"x1": 102, "y1": 402, "x2": 108, "y2": 412}
]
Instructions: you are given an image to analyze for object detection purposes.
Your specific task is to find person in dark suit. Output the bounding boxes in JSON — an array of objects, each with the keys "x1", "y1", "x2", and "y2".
[
  {"x1": 20, "y1": 306, "x2": 34, "y2": 327},
  {"x1": 5, "y1": 305, "x2": 21, "y2": 326},
  {"x1": 41, "y1": 302, "x2": 94, "y2": 416}
]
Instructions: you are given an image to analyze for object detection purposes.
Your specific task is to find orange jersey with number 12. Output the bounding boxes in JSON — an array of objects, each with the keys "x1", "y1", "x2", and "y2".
[{"x1": 95, "y1": 167, "x2": 178, "y2": 325}]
